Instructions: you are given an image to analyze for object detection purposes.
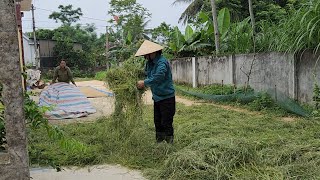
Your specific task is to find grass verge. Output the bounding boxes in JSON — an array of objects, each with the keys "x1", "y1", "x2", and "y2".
[{"x1": 175, "y1": 84, "x2": 303, "y2": 117}]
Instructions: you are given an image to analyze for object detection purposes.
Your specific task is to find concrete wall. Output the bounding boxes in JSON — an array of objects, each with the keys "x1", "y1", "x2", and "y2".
[
  {"x1": 23, "y1": 35, "x2": 35, "y2": 66},
  {"x1": 296, "y1": 51, "x2": 320, "y2": 103},
  {"x1": 234, "y1": 52, "x2": 296, "y2": 99},
  {"x1": 171, "y1": 51, "x2": 320, "y2": 103},
  {"x1": 171, "y1": 57, "x2": 193, "y2": 84},
  {"x1": 197, "y1": 56, "x2": 233, "y2": 85}
]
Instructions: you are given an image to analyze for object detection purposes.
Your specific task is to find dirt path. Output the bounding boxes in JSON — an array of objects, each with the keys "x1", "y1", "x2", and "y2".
[
  {"x1": 30, "y1": 165, "x2": 145, "y2": 180},
  {"x1": 143, "y1": 91, "x2": 258, "y2": 115},
  {"x1": 144, "y1": 91, "x2": 298, "y2": 121}
]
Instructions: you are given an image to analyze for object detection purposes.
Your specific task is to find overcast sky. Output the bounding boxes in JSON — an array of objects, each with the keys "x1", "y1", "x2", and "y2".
[{"x1": 22, "y1": 0, "x2": 188, "y2": 35}]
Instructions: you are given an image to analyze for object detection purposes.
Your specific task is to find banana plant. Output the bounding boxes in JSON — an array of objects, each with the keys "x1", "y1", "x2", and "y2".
[
  {"x1": 169, "y1": 26, "x2": 185, "y2": 56},
  {"x1": 168, "y1": 8, "x2": 230, "y2": 57},
  {"x1": 218, "y1": 8, "x2": 231, "y2": 39},
  {"x1": 197, "y1": 8, "x2": 230, "y2": 47}
]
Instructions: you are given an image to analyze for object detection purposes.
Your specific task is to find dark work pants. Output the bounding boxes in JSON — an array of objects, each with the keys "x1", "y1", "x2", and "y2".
[{"x1": 154, "y1": 96, "x2": 176, "y2": 143}]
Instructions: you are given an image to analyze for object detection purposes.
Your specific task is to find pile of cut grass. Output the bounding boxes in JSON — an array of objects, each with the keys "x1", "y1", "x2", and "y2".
[
  {"x1": 29, "y1": 102, "x2": 320, "y2": 179},
  {"x1": 105, "y1": 56, "x2": 146, "y2": 134}
]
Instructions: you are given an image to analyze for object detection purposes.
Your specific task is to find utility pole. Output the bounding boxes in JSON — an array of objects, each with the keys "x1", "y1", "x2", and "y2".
[
  {"x1": 31, "y1": 4, "x2": 40, "y2": 69},
  {"x1": 106, "y1": 26, "x2": 109, "y2": 69}
]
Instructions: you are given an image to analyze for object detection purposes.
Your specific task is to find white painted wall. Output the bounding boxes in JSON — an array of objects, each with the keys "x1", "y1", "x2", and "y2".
[{"x1": 22, "y1": 34, "x2": 35, "y2": 66}]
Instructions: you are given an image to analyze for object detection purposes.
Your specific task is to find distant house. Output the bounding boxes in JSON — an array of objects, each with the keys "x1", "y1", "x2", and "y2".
[
  {"x1": 22, "y1": 35, "x2": 83, "y2": 68},
  {"x1": 22, "y1": 33, "x2": 36, "y2": 66},
  {"x1": 38, "y1": 39, "x2": 83, "y2": 68}
]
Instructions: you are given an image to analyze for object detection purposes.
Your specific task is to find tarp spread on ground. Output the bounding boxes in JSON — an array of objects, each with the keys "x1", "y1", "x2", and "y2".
[
  {"x1": 176, "y1": 87, "x2": 310, "y2": 117},
  {"x1": 39, "y1": 83, "x2": 96, "y2": 119}
]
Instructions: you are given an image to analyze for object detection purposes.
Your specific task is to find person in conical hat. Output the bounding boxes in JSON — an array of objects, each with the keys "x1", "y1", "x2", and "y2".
[{"x1": 136, "y1": 40, "x2": 175, "y2": 144}]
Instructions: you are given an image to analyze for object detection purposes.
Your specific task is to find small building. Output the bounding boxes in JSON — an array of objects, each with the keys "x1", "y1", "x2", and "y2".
[
  {"x1": 38, "y1": 39, "x2": 83, "y2": 68},
  {"x1": 22, "y1": 33, "x2": 36, "y2": 66},
  {"x1": 22, "y1": 34, "x2": 84, "y2": 68}
]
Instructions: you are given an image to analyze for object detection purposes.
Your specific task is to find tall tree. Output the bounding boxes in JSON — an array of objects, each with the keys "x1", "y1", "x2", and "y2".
[
  {"x1": 174, "y1": 0, "x2": 248, "y2": 24},
  {"x1": 173, "y1": 0, "x2": 209, "y2": 24},
  {"x1": 0, "y1": 0, "x2": 29, "y2": 179},
  {"x1": 49, "y1": 5, "x2": 83, "y2": 25},
  {"x1": 108, "y1": 0, "x2": 151, "y2": 43},
  {"x1": 150, "y1": 22, "x2": 173, "y2": 44},
  {"x1": 107, "y1": 0, "x2": 151, "y2": 63},
  {"x1": 210, "y1": 0, "x2": 220, "y2": 54},
  {"x1": 248, "y1": 0, "x2": 255, "y2": 50}
]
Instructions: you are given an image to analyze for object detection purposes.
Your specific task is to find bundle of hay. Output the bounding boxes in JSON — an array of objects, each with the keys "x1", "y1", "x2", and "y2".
[{"x1": 106, "y1": 56, "x2": 146, "y2": 130}]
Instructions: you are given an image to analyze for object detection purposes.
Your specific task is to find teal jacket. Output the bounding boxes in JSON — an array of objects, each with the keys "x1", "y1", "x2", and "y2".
[{"x1": 144, "y1": 55, "x2": 175, "y2": 102}]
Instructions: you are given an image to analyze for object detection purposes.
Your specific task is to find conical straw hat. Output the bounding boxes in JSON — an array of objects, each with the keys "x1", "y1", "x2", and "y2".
[{"x1": 135, "y1": 40, "x2": 164, "y2": 57}]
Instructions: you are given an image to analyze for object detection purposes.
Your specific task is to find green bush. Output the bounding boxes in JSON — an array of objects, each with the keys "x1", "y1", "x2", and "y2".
[
  {"x1": 249, "y1": 93, "x2": 274, "y2": 111},
  {"x1": 94, "y1": 71, "x2": 108, "y2": 81},
  {"x1": 41, "y1": 70, "x2": 54, "y2": 81},
  {"x1": 71, "y1": 67, "x2": 95, "y2": 78}
]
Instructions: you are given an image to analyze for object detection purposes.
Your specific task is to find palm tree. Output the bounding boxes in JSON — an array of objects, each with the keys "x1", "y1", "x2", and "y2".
[
  {"x1": 0, "y1": 0, "x2": 29, "y2": 179},
  {"x1": 174, "y1": 0, "x2": 220, "y2": 53},
  {"x1": 210, "y1": 0, "x2": 220, "y2": 54},
  {"x1": 248, "y1": 0, "x2": 255, "y2": 50},
  {"x1": 173, "y1": 0, "x2": 210, "y2": 24}
]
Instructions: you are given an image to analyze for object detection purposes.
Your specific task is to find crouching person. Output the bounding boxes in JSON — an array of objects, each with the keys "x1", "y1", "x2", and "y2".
[{"x1": 52, "y1": 60, "x2": 76, "y2": 86}]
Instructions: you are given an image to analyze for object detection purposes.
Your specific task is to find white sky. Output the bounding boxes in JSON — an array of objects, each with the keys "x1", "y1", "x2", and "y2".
[{"x1": 22, "y1": 0, "x2": 188, "y2": 35}]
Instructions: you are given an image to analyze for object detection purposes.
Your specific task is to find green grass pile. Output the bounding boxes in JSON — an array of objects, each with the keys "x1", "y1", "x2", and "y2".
[
  {"x1": 105, "y1": 56, "x2": 146, "y2": 134},
  {"x1": 152, "y1": 138, "x2": 258, "y2": 179}
]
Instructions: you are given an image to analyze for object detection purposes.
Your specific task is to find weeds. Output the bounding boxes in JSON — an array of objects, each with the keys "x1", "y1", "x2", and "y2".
[{"x1": 249, "y1": 93, "x2": 274, "y2": 111}]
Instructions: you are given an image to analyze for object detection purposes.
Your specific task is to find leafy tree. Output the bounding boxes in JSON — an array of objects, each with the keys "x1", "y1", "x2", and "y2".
[
  {"x1": 30, "y1": 4, "x2": 106, "y2": 70},
  {"x1": 150, "y1": 22, "x2": 173, "y2": 44},
  {"x1": 108, "y1": 0, "x2": 151, "y2": 42},
  {"x1": 49, "y1": 5, "x2": 83, "y2": 25},
  {"x1": 175, "y1": 0, "x2": 305, "y2": 24},
  {"x1": 28, "y1": 29, "x2": 54, "y2": 39},
  {"x1": 106, "y1": 0, "x2": 151, "y2": 63}
]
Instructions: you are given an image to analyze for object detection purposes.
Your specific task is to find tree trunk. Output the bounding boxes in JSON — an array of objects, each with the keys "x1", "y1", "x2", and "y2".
[
  {"x1": 0, "y1": 0, "x2": 30, "y2": 179},
  {"x1": 248, "y1": 0, "x2": 256, "y2": 50},
  {"x1": 210, "y1": 0, "x2": 220, "y2": 55}
]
